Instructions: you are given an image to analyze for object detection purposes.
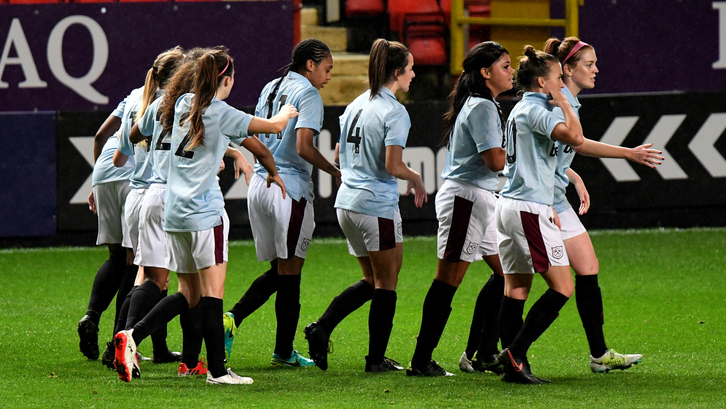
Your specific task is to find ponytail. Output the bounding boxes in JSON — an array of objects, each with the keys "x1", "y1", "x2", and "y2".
[
  {"x1": 185, "y1": 49, "x2": 234, "y2": 152},
  {"x1": 159, "y1": 48, "x2": 207, "y2": 142},
  {"x1": 441, "y1": 41, "x2": 508, "y2": 148},
  {"x1": 265, "y1": 39, "x2": 332, "y2": 118},
  {"x1": 368, "y1": 38, "x2": 409, "y2": 99},
  {"x1": 515, "y1": 45, "x2": 560, "y2": 94},
  {"x1": 136, "y1": 46, "x2": 183, "y2": 149}
]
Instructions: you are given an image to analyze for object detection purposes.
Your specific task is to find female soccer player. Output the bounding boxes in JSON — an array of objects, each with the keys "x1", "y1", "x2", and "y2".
[
  {"x1": 109, "y1": 47, "x2": 185, "y2": 366},
  {"x1": 543, "y1": 37, "x2": 662, "y2": 373},
  {"x1": 496, "y1": 45, "x2": 584, "y2": 384},
  {"x1": 77, "y1": 86, "x2": 139, "y2": 362},
  {"x1": 305, "y1": 38, "x2": 426, "y2": 372},
  {"x1": 114, "y1": 48, "x2": 297, "y2": 385},
  {"x1": 222, "y1": 39, "x2": 339, "y2": 368},
  {"x1": 407, "y1": 41, "x2": 513, "y2": 377}
]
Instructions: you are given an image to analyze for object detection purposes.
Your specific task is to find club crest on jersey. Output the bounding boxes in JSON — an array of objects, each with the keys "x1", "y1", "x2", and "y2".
[
  {"x1": 301, "y1": 238, "x2": 311, "y2": 251},
  {"x1": 464, "y1": 242, "x2": 478, "y2": 255},
  {"x1": 551, "y1": 245, "x2": 564, "y2": 260}
]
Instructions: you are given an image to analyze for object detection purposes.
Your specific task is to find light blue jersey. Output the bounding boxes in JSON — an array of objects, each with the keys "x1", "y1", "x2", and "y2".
[
  {"x1": 253, "y1": 71, "x2": 324, "y2": 202},
  {"x1": 164, "y1": 93, "x2": 253, "y2": 232},
  {"x1": 137, "y1": 94, "x2": 172, "y2": 185},
  {"x1": 117, "y1": 87, "x2": 157, "y2": 190},
  {"x1": 499, "y1": 92, "x2": 564, "y2": 205},
  {"x1": 335, "y1": 88, "x2": 410, "y2": 220},
  {"x1": 441, "y1": 96, "x2": 503, "y2": 191},
  {"x1": 551, "y1": 86, "x2": 582, "y2": 213},
  {"x1": 92, "y1": 96, "x2": 135, "y2": 186}
]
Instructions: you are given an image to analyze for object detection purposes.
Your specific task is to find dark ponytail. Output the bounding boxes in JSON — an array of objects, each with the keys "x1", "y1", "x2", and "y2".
[
  {"x1": 440, "y1": 41, "x2": 508, "y2": 148},
  {"x1": 515, "y1": 45, "x2": 560, "y2": 94},
  {"x1": 265, "y1": 39, "x2": 331, "y2": 118},
  {"x1": 185, "y1": 49, "x2": 234, "y2": 152},
  {"x1": 368, "y1": 38, "x2": 410, "y2": 99}
]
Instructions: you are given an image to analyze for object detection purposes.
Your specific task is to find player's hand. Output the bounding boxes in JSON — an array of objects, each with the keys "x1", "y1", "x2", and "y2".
[
  {"x1": 406, "y1": 172, "x2": 428, "y2": 208},
  {"x1": 218, "y1": 160, "x2": 225, "y2": 174},
  {"x1": 574, "y1": 180, "x2": 590, "y2": 215},
  {"x1": 628, "y1": 143, "x2": 664, "y2": 169},
  {"x1": 234, "y1": 154, "x2": 253, "y2": 186},
  {"x1": 279, "y1": 104, "x2": 299, "y2": 119},
  {"x1": 88, "y1": 191, "x2": 96, "y2": 214},
  {"x1": 548, "y1": 88, "x2": 569, "y2": 109},
  {"x1": 266, "y1": 173, "x2": 287, "y2": 199}
]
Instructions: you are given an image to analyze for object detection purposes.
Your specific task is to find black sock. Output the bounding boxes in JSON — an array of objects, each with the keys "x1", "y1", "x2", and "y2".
[
  {"x1": 131, "y1": 292, "x2": 188, "y2": 346},
  {"x1": 476, "y1": 274, "x2": 504, "y2": 356},
  {"x1": 180, "y1": 303, "x2": 203, "y2": 368},
  {"x1": 576, "y1": 275, "x2": 608, "y2": 357},
  {"x1": 114, "y1": 265, "x2": 138, "y2": 336},
  {"x1": 498, "y1": 296, "x2": 526, "y2": 350},
  {"x1": 125, "y1": 281, "x2": 161, "y2": 332},
  {"x1": 151, "y1": 289, "x2": 171, "y2": 356},
  {"x1": 411, "y1": 280, "x2": 457, "y2": 367},
  {"x1": 367, "y1": 289, "x2": 397, "y2": 364},
  {"x1": 200, "y1": 297, "x2": 226, "y2": 378},
  {"x1": 86, "y1": 254, "x2": 127, "y2": 326},
  {"x1": 509, "y1": 289, "x2": 569, "y2": 358},
  {"x1": 229, "y1": 267, "x2": 278, "y2": 328},
  {"x1": 274, "y1": 274, "x2": 301, "y2": 359},
  {"x1": 114, "y1": 286, "x2": 137, "y2": 335},
  {"x1": 465, "y1": 282, "x2": 488, "y2": 358},
  {"x1": 318, "y1": 279, "x2": 374, "y2": 335}
]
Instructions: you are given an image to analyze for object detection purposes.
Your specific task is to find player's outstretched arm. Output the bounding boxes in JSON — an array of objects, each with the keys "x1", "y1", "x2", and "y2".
[
  {"x1": 574, "y1": 140, "x2": 664, "y2": 168},
  {"x1": 248, "y1": 104, "x2": 299, "y2": 135}
]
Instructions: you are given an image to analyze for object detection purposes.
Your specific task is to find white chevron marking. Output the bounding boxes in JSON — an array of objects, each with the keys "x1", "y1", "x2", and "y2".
[
  {"x1": 643, "y1": 114, "x2": 688, "y2": 180},
  {"x1": 688, "y1": 113, "x2": 726, "y2": 177},
  {"x1": 598, "y1": 116, "x2": 641, "y2": 182}
]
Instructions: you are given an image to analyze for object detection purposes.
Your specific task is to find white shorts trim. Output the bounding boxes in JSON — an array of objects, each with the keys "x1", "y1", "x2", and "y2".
[
  {"x1": 558, "y1": 207, "x2": 587, "y2": 240},
  {"x1": 93, "y1": 180, "x2": 131, "y2": 246},
  {"x1": 435, "y1": 179, "x2": 497, "y2": 263},
  {"x1": 337, "y1": 208, "x2": 403, "y2": 257},
  {"x1": 248, "y1": 173, "x2": 315, "y2": 262},
  {"x1": 496, "y1": 197, "x2": 569, "y2": 275},
  {"x1": 135, "y1": 184, "x2": 167, "y2": 268},
  {"x1": 123, "y1": 188, "x2": 146, "y2": 251},
  {"x1": 165, "y1": 210, "x2": 229, "y2": 274}
]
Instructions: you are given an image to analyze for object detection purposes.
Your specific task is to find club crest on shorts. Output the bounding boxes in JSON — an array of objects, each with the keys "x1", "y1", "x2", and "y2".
[
  {"x1": 301, "y1": 238, "x2": 311, "y2": 251},
  {"x1": 464, "y1": 241, "x2": 478, "y2": 255},
  {"x1": 551, "y1": 245, "x2": 563, "y2": 260},
  {"x1": 397, "y1": 222, "x2": 403, "y2": 237}
]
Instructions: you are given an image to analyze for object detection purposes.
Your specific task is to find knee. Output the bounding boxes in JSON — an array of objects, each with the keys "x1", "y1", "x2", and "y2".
[{"x1": 575, "y1": 258, "x2": 599, "y2": 277}]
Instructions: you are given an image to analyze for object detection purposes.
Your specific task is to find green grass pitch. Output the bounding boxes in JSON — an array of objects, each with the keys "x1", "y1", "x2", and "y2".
[{"x1": 1, "y1": 228, "x2": 724, "y2": 408}]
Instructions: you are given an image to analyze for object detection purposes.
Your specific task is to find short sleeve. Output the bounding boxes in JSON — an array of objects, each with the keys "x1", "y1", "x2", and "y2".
[
  {"x1": 137, "y1": 99, "x2": 159, "y2": 137},
  {"x1": 384, "y1": 107, "x2": 411, "y2": 148},
  {"x1": 117, "y1": 116, "x2": 134, "y2": 156},
  {"x1": 217, "y1": 102, "x2": 253, "y2": 145},
  {"x1": 111, "y1": 96, "x2": 128, "y2": 118},
  {"x1": 528, "y1": 105, "x2": 563, "y2": 141},
  {"x1": 295, "y1": 88, "x2": 324, "y2": 135},
  {"x1": 468, "y1": 100, "x2": 502, "y2": 153}
]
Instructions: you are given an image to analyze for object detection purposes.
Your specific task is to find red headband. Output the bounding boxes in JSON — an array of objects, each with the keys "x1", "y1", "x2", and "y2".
[
  {"x1": 563, "y1": 41, "x2": 588, "y2": 64},
  {"x1": 218, "y1": 57, "x2": 230, "y2": 77}
]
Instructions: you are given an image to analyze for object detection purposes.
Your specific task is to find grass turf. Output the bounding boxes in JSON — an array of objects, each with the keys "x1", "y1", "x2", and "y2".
[{"x1": 0, "y1": 228, "x2": 724, "y2": 408}]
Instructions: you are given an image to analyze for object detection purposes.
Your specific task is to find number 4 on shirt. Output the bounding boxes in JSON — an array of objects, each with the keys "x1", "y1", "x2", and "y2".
[{"x1": 347, "y1": 109, "x2": 363, "y2": 154}]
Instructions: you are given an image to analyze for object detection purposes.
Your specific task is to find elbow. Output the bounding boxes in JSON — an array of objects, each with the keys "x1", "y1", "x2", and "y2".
[
  {"x1": 570, "y1": 134, "x2": 585, "y2": 147},
  {"x1": 272, "y1": 123, "x2": 286, "y2": 134},
  {"x1": 487, "y1": 157, "x2": 505, "y2": 173},
  {"x1": 113, "y1": 155, "x2": 127, "y2": 167},
  {"x1": 386, "y1": 162, "x2": 401, "y2": 178}
]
